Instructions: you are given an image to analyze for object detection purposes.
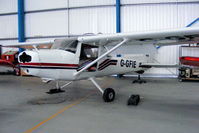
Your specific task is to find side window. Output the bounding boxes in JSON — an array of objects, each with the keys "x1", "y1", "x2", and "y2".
[{"x1": 80, "y1": 44, "x2": 98, "y2": 60}]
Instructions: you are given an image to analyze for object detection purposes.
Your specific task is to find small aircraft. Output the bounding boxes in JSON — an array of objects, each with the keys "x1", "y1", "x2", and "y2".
[{"x1": 2, "y1": 27, "x2": 199, "y2": 104}]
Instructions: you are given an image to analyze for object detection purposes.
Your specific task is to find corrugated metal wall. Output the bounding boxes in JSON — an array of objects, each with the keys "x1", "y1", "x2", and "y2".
[
  {"x1": 0, "y1": 0, "x2": 17, "y2": 13},
  {"x1": 69, "y1": 7, "x2": 116, "y2": 35},
  {"x1": 0, "y1": 0, "x2": 199, "y2": 76},
  {"x1": 119, "y1": 1, "x2": 199, "y2": 75},
  {"x1": 24, "y1": 0, "x2": 116, "y2": 38},
  {"x1": 0, "y1": 0, "x2": 18, "y2": 40},
  {"x1": 26, "y1": 11, "x2": 69, "y2": 37}
]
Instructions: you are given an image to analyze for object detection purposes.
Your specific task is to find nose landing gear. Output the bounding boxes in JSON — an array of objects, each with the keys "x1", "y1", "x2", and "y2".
[
  {"x1": 46, "y1": 81, "x2": 72, "y2": 94},
  {"x1": 46, "y1": 88, "x2": 65, "y2": 94}
]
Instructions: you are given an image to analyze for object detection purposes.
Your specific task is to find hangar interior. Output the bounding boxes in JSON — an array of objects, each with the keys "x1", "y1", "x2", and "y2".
[
  {"x1": 0, "y1": 0, "x2": 199, "y2": 76},
  {"x1": 1, "y1": 1, "x2": 199, "y2": 133}
]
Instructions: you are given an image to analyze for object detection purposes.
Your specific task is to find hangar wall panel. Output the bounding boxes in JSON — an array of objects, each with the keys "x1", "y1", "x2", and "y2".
[
  {"x1": 69, "y1": 7, "x2": 116, "y2": 35},
  {"x1": 121, "y1": 4, "x2": 178, "y2": 32},
  {"x1": 120, "y1": 2, "x2": 199, "y2": 75},
  {"x1": 0, "y1": 0, "x2": 17, "y2": 14},
  {"x1": 177, "y1": 3, "x2": 199, "y2": 27},
  {"x1": 69, "y1": 0, "x2": 115, "y2": 7},
  {"x1": 25, "y1": 11, "x2": 69, "y2": 37},
  {"x1": 0, "y1": 15, "x2": 18, "y2": 39},
  {"x1": 121, "y1": 0, "x2": 199, "y2": 4},
  {"x1": 25, "y1": 0, "x2": 68, "y2": 11},
  {"x1": 181, "y1": 47, "x2": 199, "y2": 57}
]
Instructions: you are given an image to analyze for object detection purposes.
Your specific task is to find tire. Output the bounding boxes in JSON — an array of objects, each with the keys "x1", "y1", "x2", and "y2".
[{"x1": 103, "y1": 88, "x2": 115, "y2": 102}]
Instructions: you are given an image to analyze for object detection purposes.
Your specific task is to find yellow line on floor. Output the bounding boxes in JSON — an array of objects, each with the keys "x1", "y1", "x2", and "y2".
[
  {"x1": 24, "y1": 93, "x2": 92, "y2": 133},
  {"x1": 24, "y1": 78, "x2": 114, "y2": 133}
]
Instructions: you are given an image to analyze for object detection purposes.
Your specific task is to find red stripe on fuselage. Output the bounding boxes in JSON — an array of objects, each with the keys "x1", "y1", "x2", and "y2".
[{"x1": 20, "y1": 63, "x2": 79, "y2": 67}]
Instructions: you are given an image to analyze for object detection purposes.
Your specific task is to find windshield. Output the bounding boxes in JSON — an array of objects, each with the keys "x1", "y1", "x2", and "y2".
[
  {"x1": 52, "y1": 38, "x2": 78, "y2": 53},
  {"x1": 64, "y1": 40, "x2": 78, "y2": 53}
]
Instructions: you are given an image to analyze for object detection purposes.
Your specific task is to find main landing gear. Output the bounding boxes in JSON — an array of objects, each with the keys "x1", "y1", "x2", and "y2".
[
  {"x1": 132, "y1": 70, "x2": 146, "y2": 84},
  {"x1": 46, "y1": 81, "x2": 72, "y2": 94},
  {"x1": 132, "y1": 74, "x2": 146, "y2": 84},
  {"x1": 90, "y1": 78, "x2": 115, "y2": 102}
]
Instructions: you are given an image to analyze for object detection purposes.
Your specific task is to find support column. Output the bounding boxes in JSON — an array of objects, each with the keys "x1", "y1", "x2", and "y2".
[
  {"x1": 18, "y1": 0, "x2": 25, "y2": 52},
  {"x1": 186, "y1": 17, "x2": 199, "y2": 27},
  {"x1": 116, "y1": 0, "x2": 121, "y2": 33},
  {"x1": 116, "y1": 0, "x2": 121, "y2": 77}
]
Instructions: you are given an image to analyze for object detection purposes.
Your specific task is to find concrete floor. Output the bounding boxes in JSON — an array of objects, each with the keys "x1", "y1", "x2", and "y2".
[{"x1": 1, "y1": 75, "x2": 199, "y2": 133}]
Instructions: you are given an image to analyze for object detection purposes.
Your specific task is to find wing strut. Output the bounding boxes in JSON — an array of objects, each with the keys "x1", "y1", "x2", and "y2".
[{"x1": 74, "y1": 38, "x2": 128, "y2": 76}]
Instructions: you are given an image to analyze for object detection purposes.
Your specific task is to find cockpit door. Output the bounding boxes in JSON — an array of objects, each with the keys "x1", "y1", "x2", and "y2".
[{"x1": 78, "y1": 43, "x2": 99, "y2": 72}]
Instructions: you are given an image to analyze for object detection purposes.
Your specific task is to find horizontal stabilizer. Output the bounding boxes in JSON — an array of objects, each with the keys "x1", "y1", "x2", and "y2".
[{"x1": 140, "y1": 63, "x2": 179, "y2": 68}]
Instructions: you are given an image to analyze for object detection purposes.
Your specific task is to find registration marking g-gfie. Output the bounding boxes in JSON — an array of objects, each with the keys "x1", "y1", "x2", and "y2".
[{"x1": 120, "y1": 59, "x2": 136, "y2": 68}]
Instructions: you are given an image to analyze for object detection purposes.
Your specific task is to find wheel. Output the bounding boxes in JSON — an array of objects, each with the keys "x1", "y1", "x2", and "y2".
[
  {"x1": 103, "y1": 88, "x2": 115, "y2": 102},
  {"x1": 127, "y1": 94, "x2": 140, "y2": 106}
]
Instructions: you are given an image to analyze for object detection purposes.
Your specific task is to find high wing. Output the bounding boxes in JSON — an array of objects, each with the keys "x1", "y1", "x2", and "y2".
[
  {"x1": 75, "y1": 27, "x2": 199, "y2": 76},
  {"x1": 1, "y1": 40, "x2": 54, "y2": 48},
  {"x1": 1, "y1": 38, "x2": 78, "y2": 50},
  {"x1": 78, "y1": 27, "x2": 199, "y2": 46}
]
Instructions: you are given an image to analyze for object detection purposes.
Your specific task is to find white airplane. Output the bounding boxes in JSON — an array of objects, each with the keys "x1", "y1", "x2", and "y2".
[{"x1": 2, "y1": 27, "x2": 199, "y2": 104}]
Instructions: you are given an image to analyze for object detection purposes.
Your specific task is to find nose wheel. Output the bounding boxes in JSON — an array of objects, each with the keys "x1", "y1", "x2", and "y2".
[{"x1": 46, "y1": 81, "x2": 72, "y2": 94}]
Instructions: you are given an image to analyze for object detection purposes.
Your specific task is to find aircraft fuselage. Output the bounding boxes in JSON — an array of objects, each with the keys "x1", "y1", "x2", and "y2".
[{"x1": 18, "y1": 49, "x2": 149, "y2": 81}]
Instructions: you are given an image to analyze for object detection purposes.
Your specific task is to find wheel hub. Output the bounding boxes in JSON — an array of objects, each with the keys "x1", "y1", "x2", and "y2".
[{"x1": 108, "y1": 93, "x2": 114, "y2": 99}]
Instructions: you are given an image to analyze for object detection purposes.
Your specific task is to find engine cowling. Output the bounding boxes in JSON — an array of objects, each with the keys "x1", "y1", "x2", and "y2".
[
  {"x1": 18, "y1": 49, "x2": 79, "y2": 80},
  {"x1": 18, "y1": 51, "x2": 40, "y2": 76}
]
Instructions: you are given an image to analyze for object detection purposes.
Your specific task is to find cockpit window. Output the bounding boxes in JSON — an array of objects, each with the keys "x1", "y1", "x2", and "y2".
[{"x1": 52, "y1": 38, "x2": 78, "y2": 53}]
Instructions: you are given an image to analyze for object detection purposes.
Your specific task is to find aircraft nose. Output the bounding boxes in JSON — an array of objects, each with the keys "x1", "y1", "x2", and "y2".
[
  {"x1": 18, "y1": 51, "x2": 39, "y2": 63},
  {"x1": 18, "y1": 51, "x2": 40, "y2": 76},
  {"x1": 19, "y1": 52, "x2": 32, "y2": 63}
]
